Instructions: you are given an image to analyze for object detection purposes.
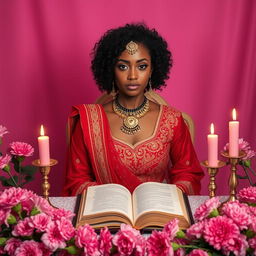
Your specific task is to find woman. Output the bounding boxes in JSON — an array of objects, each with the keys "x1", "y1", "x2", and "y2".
[{"x1": 63, "y1": 23, "x2": 204, "y2": 196}]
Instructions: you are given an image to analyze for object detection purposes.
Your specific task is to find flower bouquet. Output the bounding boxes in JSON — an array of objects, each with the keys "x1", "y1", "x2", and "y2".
[
  {"x1": 224, "y1": 138, "x2": 256, "y2": 186},
  {"x1": 1, "y1": 186, "x2": 256, "y2": 255},
  {"x1": 0, "y1": 125, "x2": 37, "y2": 188}
]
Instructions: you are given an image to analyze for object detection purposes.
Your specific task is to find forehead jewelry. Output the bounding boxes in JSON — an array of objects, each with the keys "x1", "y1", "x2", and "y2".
[
  {"x1": 113, "y1": 96, "x2": 150, "y2": 135},
  {"x1": 126, "y1": 41, "x2": 138, "y2": 55}
]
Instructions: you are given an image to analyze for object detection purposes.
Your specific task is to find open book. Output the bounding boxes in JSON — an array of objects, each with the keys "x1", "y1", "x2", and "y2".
[{"x1": 75, "y1": 182, "x2": 192, "y2": 230}]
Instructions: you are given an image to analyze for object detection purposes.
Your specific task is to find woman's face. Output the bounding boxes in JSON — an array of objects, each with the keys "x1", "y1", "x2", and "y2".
[{"x1": 114, "y1": 43, "x2": 152, "y2": 97}]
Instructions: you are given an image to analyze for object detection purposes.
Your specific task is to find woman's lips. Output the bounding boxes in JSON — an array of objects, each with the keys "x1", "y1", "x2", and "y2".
[{"x1": 127, "y1": 84, "x2": 140, "y2": 90}]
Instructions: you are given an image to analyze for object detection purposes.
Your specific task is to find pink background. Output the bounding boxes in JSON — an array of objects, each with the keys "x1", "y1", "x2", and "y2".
[{"x1": 1, "y1": 0, "x2": 256, "y2": 196}]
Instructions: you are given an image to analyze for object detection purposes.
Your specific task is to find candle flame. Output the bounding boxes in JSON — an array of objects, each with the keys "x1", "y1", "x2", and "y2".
[
  {"x1": 232, "y1": 108, "x2": 237, "y2": 121},
  {"x1": 210, "y1": 123, "x2": 214, "y2": 134},
  {"x1": 40, "y1": 125, "x2": 45, "y2": 136}
]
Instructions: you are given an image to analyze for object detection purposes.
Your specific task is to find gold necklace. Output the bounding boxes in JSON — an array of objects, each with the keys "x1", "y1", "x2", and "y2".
[{"x1": 113, "y1": 97, "x2": 150, "y2": 135}]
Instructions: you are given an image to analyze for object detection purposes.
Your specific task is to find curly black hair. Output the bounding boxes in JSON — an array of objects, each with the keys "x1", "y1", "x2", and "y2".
[{"x1": 91, "y1": 23, "x2": 172, "y2": 92}]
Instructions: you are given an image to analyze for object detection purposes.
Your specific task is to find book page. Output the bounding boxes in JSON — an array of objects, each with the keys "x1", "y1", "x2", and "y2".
[
  {"x1": 133, "y1": 182, "x2": 183, "y2": 220},
  {"x1": 83, "y1": 184, "x2": 133, "y2": 220}
]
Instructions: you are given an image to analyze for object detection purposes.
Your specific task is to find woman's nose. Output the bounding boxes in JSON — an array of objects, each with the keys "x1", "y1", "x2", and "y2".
[{"x1": 127, "y1": 67, "x2": 138, "y2": 80}]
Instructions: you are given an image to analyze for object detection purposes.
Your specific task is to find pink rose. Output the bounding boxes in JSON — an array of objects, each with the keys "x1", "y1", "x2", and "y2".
[
  {"x1": 147, "y1": 230, "x2": 174, "y2": 256},
  {"x1": 98, "y1": 227, "x2": 112, "y2": 256},
  {"x1": 0, "y1": 187, "x2": 35, "y2": 209},
  {"x1": 51, "y1": 207, "x2": 75, "y2": 221},
  {"x1": 56, "y1": 217, "x2": 75, "y2": 240},
  {"x1": 12, "y1": 217, "x2": 34, "y2": 237},
  {"x1": 222, "y1": 234, "x2": 248, "y2": 256},
  {"x1": 75, "y1": 224, "x2": 100, "y2": 256},
  {"x1": 163, "y1": 218, "x2": 179, "y2": 240},
  {"x1": 41, "y1": 221, "x2": 66, "y2": 252},
  {"x1": 31, "y1": 194, "x2": 55, "y2": 216},
  {"x1": 112, "y1": 224, "x2": 142, "y2": 256},
  {"x1": 204, "y1": 216, "x2": 240, "y2": 251},
  {"x1": 188, "y1": 249, "x2": 209, "y2": 256},
  {"x1": 186, "y1": 220, "x2": 207, "y2": 239},
  {"x1": 29, "y1": 213, "x2": 51, "y2": 232},
  {"x1": 222, "y1": 200, "x2": 251, "y2": 230},
  {"x1": 4, "y1": 238, "x2": 22, "y2": 256},
  {"x1": 0, "y1": 125, "x2": 8, "y2": 138},
  {"x1": 9, "y1": 141, "x2": 34, "y2": 157},
  {"x1": 14, "y1": 240, "x2": 43, "y2": 256},
  {"x1": 238, "y1": 186, "x2": 256, "y2": 204},
  {"x1": 0, "y1": 154, "x2": 11, "y2": 169},
  {"x1": 194, "y1": 196, "x2": 221, "y2": 221}
]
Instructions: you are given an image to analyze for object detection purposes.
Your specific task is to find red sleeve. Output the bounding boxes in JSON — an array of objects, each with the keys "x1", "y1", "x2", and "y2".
[
  {"x1": 62, "y1": 118, "x2": 99, "y2": 196},
  {"x1": 169, "y1": 115, "x2": 204, "y2": 195}
]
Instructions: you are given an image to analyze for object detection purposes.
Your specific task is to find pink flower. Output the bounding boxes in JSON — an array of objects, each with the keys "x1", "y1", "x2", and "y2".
[
  {"x1": 188, "y1": 249, "x2": 209, "y2": 256},
  {"x1": 4, "y1": 238, "x2": 22, "y2": 256},
  {"x1": 204, "y1": 216, "x2": 240, "y2": 250},
  {"x1": 134, "y1": 235, "x2": 146, "y2": 256},
  {"x1": 0, "y1": 125, "x2": 8, "y2": 138},
  {"x1": 224, "y1": 138, "x2": 256, "y2": 160},
  {"x1": 163, "y1": 218, "x2": 179, "y2": 240},
  {"x1": 14, "y1": 240, "x2": 43, "y2": 256},
  {"x1": 221, "y1": 201, "x2": 251, "y2": 230},
  {"x1": 194, "y1": 196, "x2": 221, "y2": 221},
  {"x1": 238, "y1": 186, "x2": 256, "y2": 204},
  {"x1": 56, "y1": 217, "x2": 75, "y2": 240},
  {"x1": 41, "y1": 221, "x2": 66, "y2": 252},
  {"x1": 29, "y1": 213, "x2": 51, "y2": 232},
  {"x1": 248, "y1": 237, "x2": 256, "y2": 250},
  {"x1": 31, "y1": 194, "x2": 55, "y2": 216},
  {"x1": 0, "y1": 154, "x2": 11, "y2": 169},
  {"x1": 112, "y1": 224, "x2": 142, "y2": 256},
  {"x1": 75, "y1": 224, "x2": 100, "y2": 256},
  {"x1": 186, "y1": 220, "x2": 207, "y2": 239},
  {"x1": 98, "y1": 227, "x2": 112, "y2": 256},
  {"x1": 0, "y1": 208, "x2": 11, "y2": 226},
  {"x1": 9, "y1": 141, "x2": 34, "y2": 157},
  {"x1": 12, "y1": 217, "x2": 34, "y2": 237},
  {"x1": 0, "y1": 186, "x2": 34, "y2": 209},
  {"x1": 147, "y1": 230, "x2": 174, "y2": 256},
  {"x1": 51, "y1": 207, "x2": 75, "y2": 221},
  {"x1": 222, "y1": 234, "x2": 248, "y2": 256}
]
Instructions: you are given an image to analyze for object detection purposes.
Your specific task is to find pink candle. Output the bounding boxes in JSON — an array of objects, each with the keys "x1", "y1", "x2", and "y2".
[
  {"x1": 229, "y1": 108, "x2": 239, "y2": 157},
  {"x1": 38, "y1": 125, "x2": 50, "y2": 165},
  {"x1": 207, "y1": 123, "x2": 218, "y2": 166}
]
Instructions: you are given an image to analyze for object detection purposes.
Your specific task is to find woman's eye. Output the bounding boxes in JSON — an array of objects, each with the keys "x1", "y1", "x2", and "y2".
[
  {"x1": 117, "y1": 64, "x2": 128, "y2": 71},
  {"x1": 138, "y1": 64, "x2": 148, "y2": 70}
]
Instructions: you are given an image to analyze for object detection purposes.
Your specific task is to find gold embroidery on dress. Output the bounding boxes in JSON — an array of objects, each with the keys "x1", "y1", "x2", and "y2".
[
  {"x1": 113, "y1": 106, "x2": 180, "y2": 181},
  {"x1": 85, "y1": 105, "x2": 111, "y2": 183}
]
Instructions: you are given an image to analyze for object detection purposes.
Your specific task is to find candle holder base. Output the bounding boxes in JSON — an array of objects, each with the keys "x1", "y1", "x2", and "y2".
[
  {"x1": 201, "y1": 160, "x2": 226, "y2": 198},
  {"x1": 221, "y1": 151, "x2": 246, "y2": 202},
  {"x1": 32, "y1": 159, "x2": 58, "y2": 208}
]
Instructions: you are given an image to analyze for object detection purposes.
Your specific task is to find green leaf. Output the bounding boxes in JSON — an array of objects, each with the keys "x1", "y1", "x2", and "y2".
[
  {"x1": 20, "y1": 165, "x2": 38, "y2": 175},
  {"x1": 0, "y1": 237, "x2": 7, "y2": 246},
  {"x1": 236, "y1": 174, "x2": 249, "y2": 179},
  {"x1": 64, "y1": 245, "x2": 80, "y2": 255},
  {"x1": 7, "y1": 214, "x2": 17, "y2": 225},
  {"x1": 12, "y1": 203, "x2": 22, "y2": 214},
  {"x1": 0, "y1": 176, "x2": 18, "y2": 187}
]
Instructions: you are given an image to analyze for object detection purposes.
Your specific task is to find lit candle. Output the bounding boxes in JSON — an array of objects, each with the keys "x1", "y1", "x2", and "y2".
[
  {"x1": 207, "y1": 123, "x2": 218, "y2": 166},
  {"x1": 229, "y1": 108, "x2": 239, "y2": 157},
  {"x1": 38, "y1": 125, "x2": 50, "y2": 165}
]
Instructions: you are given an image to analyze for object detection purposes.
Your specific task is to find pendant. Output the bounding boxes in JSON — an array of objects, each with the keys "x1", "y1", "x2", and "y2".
[{"x1": 121, "y1": 116, "x2": 140, "y2": 135}]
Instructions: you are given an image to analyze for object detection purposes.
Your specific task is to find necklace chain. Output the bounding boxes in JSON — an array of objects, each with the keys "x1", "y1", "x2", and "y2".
[{"x1": 113, "y1": 97, "x2": 150, "y2": 135}]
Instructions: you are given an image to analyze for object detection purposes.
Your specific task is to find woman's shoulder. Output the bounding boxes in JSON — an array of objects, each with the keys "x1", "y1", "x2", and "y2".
[{"x1": 162, "y1": 104, "x2": 182, "y2": 118}]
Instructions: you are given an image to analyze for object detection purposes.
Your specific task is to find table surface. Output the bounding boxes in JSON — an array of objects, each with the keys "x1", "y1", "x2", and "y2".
[{"x1": 49, "y1": 195, "x2": 219, "y2": 215}]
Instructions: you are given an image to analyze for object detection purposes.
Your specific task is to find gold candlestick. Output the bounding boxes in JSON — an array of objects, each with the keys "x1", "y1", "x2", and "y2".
[
  {"x1": 221, "y1": 151, "x2": 246, "y2": 202},
  {"x1": 201, "y1": 160, "x2": 226, "y2": 198},
  {"x1": 32, "y1": 159, "x2": 58, "y2": 203}
]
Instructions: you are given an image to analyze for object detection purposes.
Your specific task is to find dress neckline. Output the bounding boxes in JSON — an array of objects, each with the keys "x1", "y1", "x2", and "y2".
[{"x1": 111, "y1": 104, "x2": 164, "y2": 149}]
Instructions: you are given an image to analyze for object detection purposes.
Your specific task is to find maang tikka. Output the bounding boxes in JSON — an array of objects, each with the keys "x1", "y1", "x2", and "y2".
[{"x1": 126, "y1": 41, "x2": 138, "y2": 55}]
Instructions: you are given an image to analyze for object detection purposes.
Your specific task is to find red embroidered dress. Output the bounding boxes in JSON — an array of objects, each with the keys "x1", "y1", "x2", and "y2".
[{"x1": 63, "y1": 104, "x2": 204, "y2": 196}]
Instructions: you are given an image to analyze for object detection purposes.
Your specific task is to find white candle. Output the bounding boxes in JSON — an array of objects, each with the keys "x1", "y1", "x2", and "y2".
[
  {"x1": 229, "y1": 108, "x2": 239, "y2": 157},
  {"x1": 38, "y1": 125, "x2": 50, "y2": 165},
  {"x1": 207, "y1": 123, "x2": 218, "y2": 167}
]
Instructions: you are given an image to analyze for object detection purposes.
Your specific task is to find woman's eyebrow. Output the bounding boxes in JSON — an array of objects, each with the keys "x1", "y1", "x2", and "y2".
[{"x1": 116, "y1": 58, "x2": 149, "y2": 63}]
